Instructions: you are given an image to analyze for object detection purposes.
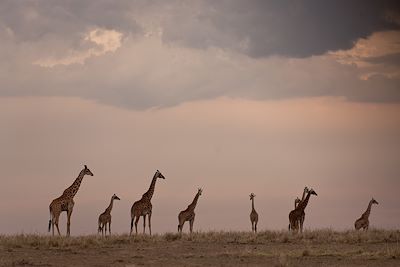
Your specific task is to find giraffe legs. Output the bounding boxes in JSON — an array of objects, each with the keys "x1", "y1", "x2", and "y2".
[
  {"x1": 134, "y1": 216, "x2": 140, "y2": 235},
  {"x1": 100, "y1": 223, "x2": 104, "y2": 237},
  {"x1": 67, "y1": 208, "x2": 73, "y2": 237},
  {"x1": 148, "y1": 212, "x2": 152, "y2": 235},
  {"x1": 189, "y1": 218, "x2": 194, "y2": 233},
  {"x1": 254, "y1": 221, "x2": 257, "y2": 233},
  {"x1": 178, "y1": 222, "x2": 184, "y2": 233},
  {"x1": 109, "y1": 222, "x2": 111, "y2": 235},
  {"x1": 52, "y1": 213, "x2": 61, "y2": 236},
  {"x1": 251, "y1": 221, "x2": 254, "y2": 232},
  {"x1": 364, "y1": 221, "x2": 369, "y2": 231},
  {"x1": 53, "y1": 215, "x2": 61, "y2": 236},
  {"x1": 299, "y1": 213, "x2": 305, "y2": 233},
  {"x1": 66, "y1": 202, "x2": 74, "y2": 237},
  {"x1": 143, "y1": 215, "x2": 147, "y2": 234},
  {"x1": 51, "y1": 216, "x2": 55, "y2": 236},
  {"x1": 130, "y1": 215, "x2": 135, "y2": 236}
]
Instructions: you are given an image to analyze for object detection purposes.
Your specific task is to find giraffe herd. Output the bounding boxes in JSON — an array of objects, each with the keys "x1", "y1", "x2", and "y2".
[{"x1": 48, "y1": 165, "x2": 380, "y2": 236}]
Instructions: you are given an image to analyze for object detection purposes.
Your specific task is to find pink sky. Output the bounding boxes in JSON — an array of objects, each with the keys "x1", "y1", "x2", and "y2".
[
  {"x1": 0, "y1": 1, "x2": 399, "y2": 235},
  {"x1": 1, "y1": 96, "x2": 399, "y2": 234}
]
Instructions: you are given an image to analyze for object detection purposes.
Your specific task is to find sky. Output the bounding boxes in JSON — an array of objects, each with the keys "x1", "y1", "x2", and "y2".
[{"x1": 0, "y1": 0, "x2": 400, "y2": 235}]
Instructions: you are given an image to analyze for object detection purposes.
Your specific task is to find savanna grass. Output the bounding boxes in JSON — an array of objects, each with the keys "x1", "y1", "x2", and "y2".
[{"x1": 0, "y1": 229, "x2": 399, "y2": 250}]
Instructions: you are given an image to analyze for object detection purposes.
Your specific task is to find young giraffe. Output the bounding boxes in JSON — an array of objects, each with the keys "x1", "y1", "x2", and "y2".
[
  {"x1": 289, "y1": 188, "x2": 317, "y2": 232},
  {"x1": 249, "y1": 193, "x2": 259, "y2": 233},
  {"x1": 98, "y1": 194, "x2": 120, "y2": 236},
  {"x1": 354, "y1": 198, "x2": 379, "y2": 230},
  {"x1": 48, "y1": 165, "x2": 94, "y2": 236},
  {"x1": 130, "y1": 170, "x2": 165, "y2": 235},
  {"x1": 178, "y1": 188, "x2": 203, "y2": 233}
]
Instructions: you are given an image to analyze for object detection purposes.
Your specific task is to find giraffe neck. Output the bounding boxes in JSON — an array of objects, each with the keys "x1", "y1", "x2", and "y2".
[
  {"x1": 63, "y1": 169, "x2": 86, "y2": 199},
  {"x1": 301, "y1": 189, "x2": 307, "y2": 201},
  {"x1": 297, "y1": 191, "x2": 311, "y2": 210},
  {"x1": 363, "y1": 201, "x2": 373, "y2": 218},
  {"x1": 251, "y1": 198, "x2": 255, "y2": 211},
  {"x1": 105, "y1": 197, "x2": 115, "y2": 214},
  {"x1": 143, "y1": 173, "x2": 158, "y2": 201},
  {"x1": 188, "y1": 192, "x2": 200, "y2": 211}
]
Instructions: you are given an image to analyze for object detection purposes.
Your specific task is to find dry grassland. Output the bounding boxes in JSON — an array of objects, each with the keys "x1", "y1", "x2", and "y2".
[{"x1": 1, "y1": 229, "x2": 399, "y2": 266}]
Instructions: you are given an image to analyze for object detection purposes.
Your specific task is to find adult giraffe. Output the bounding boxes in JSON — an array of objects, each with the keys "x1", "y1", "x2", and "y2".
[
  {"x1": 289, "y1": 188, "x2": 317, "y2": 232},
  {"x1": 48, "y1": 165, "x2": 94, "y2": 236},
  {"x1": 130, "y1": 170, "x2": 165, "y2": 235},
  {"x1": 249, "y1": 193, "x2": 259, "y2": 233}
]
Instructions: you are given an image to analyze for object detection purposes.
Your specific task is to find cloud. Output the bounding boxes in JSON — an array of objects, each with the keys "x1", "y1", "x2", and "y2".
[
  {"x1": 34, "y1": 28, "x2": 123, "y2": 67},
  {"x1": 2, "y1": 33, "x2": 400, "y2": 109},
  {"x1": 159, "y1": 0, "x2": 400, "y2": 58},
  {"x1": 0, "y1": 0, "x2": 399, "y2": 109},
  {"x1": 329, "y1": 31, "x2": 400, "y2": 79}
]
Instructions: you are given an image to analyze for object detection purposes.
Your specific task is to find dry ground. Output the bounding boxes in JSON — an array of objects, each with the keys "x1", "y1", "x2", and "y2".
[{"x1": 1, "y1": 229, "x2": 400, "y2": 266}]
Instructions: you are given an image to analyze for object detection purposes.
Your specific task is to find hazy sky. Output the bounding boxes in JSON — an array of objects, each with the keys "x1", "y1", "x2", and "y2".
[{"x1": 1, "y1": 1, "x2": 399, "y2": 235}]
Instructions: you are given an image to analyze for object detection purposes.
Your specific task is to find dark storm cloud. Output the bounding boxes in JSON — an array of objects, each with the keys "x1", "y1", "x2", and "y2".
[
  {"x1": 162, "y1": 0, "x2": 400, "y2": 58},
  {"x1": 1, "y1": 0, "x2": 399, "y2": 57}
]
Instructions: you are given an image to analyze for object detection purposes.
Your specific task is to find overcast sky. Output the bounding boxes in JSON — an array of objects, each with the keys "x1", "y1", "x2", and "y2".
[{"x1": 1, "y1": 0, "x2": 399, "y2": 235}]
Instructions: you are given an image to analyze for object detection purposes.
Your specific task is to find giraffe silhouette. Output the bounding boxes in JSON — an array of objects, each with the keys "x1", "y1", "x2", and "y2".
[
  {"x1": 249, "y1": 193, "x2": 259, "y2": 233},
  {"x1": 48, "y1": 165, "x2": 94, "y2": 236},
  {"x1": 130, "y1": 170, "x2": 165, "y2": 235},
  {"x1": 289, "y1": 188, "x2": 317, "y2": 232},
  {"x1": 354, "y1": 198, "x2": 378, "y2": 230},
  {"x1": 98, "y1": 194, "x2": 120, "y2": 236},
  {"x1": 298, "y1": 186, "x2": 309, "y2": 232},
  {"x1": 178, "y1": 188, "x2": 202, "y2": 233}
]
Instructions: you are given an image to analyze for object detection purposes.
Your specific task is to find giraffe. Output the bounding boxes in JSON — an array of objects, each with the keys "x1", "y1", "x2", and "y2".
[
  {"x1": 288, "y1": 188, "x2": 317, "y2": 232},
  {"x1": 130, "y1": 170, "x2": 165, "y2": 235},
  {"x1": 298, "y1": 186, "x2": 309, "y2": 232},
  {"x1": 354, "y1": 198, "x2": 379, "y2": 230},
  {"x1": 98, "y1": 194, "x2": 120, "y2": 236},
  {"x1": 48, "y1": 165, "x2": 94, "y2": 236},
  {"x1": 294, "y1": 197, "x2": 301, "y2": 208},
  {"x1": 289, "y1": 187, "x2": 308, "y2": 231},
  {"x1": 178, "y1": 188, "x2": 203, "y2": 233},
  {"x1": 249, "y1": 193, "x2": 259, "y2": 233}
]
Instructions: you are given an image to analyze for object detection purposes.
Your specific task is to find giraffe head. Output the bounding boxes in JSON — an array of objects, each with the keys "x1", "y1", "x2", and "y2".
[
  {"x1": 304, "y1": 186, "x2": 309, "y2": 194},
  {"x1": 198, "y1": 188, "x2": 203, "y2": 195},
  {"x1": 155, "y1": 170, "x2": 166, "y2": 179},
  {"x1": 295, "y1": 197, "x2": 301, "y2": 205},
  {"x1": 112, "y1": 194, "x2": 121, "y2": 201},
  {"x1": 83, "y1": 165, "x2": 94, "y2": 176},
  {"x1": 371, "y1": 198, "x2": 379, "y2": 205},
  {"x1": 249, "y1": 193, "x2": 256, "y2": 200},
  {"x1": 309, "y1": 188, "x2": 317, "y2": 196}
]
